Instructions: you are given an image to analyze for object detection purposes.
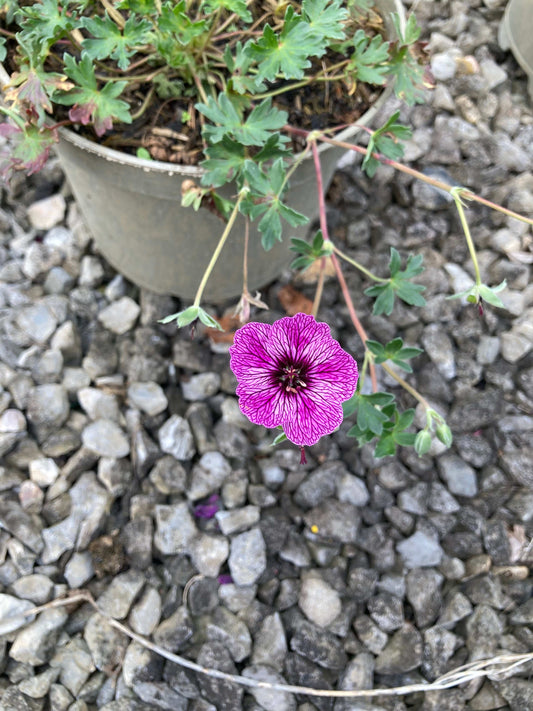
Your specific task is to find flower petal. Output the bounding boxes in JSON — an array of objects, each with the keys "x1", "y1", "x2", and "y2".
[{"x1": 282, "y1": 390, "x2": 345, "y2": 446}]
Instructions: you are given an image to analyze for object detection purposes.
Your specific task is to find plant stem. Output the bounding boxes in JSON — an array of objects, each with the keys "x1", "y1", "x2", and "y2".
[
  {"x1": 332, "y1": 244, "x2": 387, "y2": 283},
  {"x1": 311, "y1": 258, "x2": 326, "y2": 318},
  {"x1": 331, "y1": 252, "x2": 378, "y2": 393},
  {"x1": 452, "y1": 192, "x2": 482, "y2": 285},
  {"x1": 288, "y1": 128, "x2": 533, "y2": 228},
  {"x1": 100, "y1": 0, "x2": 125, "y2": 28},
  {"x1": 242, "y1": 217, "x2": 250, "y2": 294},
  {"x1": 193, "y1": 190, "x2": 247, "y2": 308},
  {"x1": 381, "y1": 362, "x2": 431, "y2": 411},
  {"x1": 130, "y1": 86, "x2": 155, "y2": 121},
  {"x1": 309, "y1": 138, "x2": 377, "y2": 390}
]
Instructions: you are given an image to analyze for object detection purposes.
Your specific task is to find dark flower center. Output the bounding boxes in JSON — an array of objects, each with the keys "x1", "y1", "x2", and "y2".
[{"x1": 278, "y1": 363, "x2": 307, "y2": 394}]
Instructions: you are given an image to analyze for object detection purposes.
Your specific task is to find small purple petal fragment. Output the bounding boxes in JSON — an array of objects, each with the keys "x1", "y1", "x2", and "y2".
[
  {"x1": 217, "y1": 574, "x2": 233, "y2": 585},
  {"x1": 194, "y1": 494, "x2": 220, "y2": 519},
  {"x1": 229, "y1": 312, "x2": 358, "y2": 447}
]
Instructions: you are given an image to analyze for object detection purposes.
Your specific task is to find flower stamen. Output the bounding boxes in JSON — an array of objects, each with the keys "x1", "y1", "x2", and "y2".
[{"x1": 280, "y1": 365, "x2": 307, "y2": 393}]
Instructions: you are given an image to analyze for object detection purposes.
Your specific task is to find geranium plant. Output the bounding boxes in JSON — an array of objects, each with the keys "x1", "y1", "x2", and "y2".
[{"x1": 1, "y1": 0, "x2": 532, "y2": 460}]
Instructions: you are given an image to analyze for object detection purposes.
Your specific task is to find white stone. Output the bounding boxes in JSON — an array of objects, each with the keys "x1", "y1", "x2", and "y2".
[
  {"x1": 0, "y1": 408, "x2": 26, "y2": 433},
  {"x1": 64, "y1": 552, "x2": 94, "y2": 588},
  {"x1": 127, "y1": 381, "x2": 168, "y2": 416},
  {"x1": 27, "y1": 194, "x2": 66, "y2": 231},
  {"x1": 98, "y1": 296, "x2": 141, "y2": 334},
  {"x1": 299, "y1": 576, "x2": 342, "y2": 627}
]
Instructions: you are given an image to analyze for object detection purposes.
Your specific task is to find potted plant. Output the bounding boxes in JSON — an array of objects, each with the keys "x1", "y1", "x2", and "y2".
[
  {"x1": 0, "y1": 0, "x2": 423, "y2": 300},
  {"x1": 3, "y1": 0, "x2": 531, "y2": 461}
]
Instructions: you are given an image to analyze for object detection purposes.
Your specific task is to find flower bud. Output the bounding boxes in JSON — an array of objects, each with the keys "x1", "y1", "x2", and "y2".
[
  {"x1": 436, "y1": 423, "x2": 453, "y2": 448},
  {"x1": 414, "y1": 429, "x2": 432, "y2": 457}
]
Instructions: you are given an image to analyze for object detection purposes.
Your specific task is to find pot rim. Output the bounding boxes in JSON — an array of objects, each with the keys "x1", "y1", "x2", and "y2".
[{"x1": 0, "y1": 0, "x2": 405, "y2": 177}]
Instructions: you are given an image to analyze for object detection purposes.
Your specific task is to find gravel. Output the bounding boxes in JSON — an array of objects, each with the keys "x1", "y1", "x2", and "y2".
[{"x1": 0, "y1": 1, "x2": 532, "y2": 709}]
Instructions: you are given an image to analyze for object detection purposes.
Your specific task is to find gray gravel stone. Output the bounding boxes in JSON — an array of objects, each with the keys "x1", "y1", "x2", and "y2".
[
  {"x1": 81, "y1": 418, "x2": 130, "y2": 458},
  {"x1": 251, "y1": 612, "x2": 287, "y2": 670},
  {"x1": 181, "y1": 372, "x2": 221, "y2": 401},
  {"x1": 374, "y1": 623, "x2": 423, "y2": 674},
  {"x1": 26, "y1": 384, "x2": 70, "y2": 441},
  {"x1": 367, "y1": 592, "x2": 404, "y2": 633},
  {"x1": 298, "y1": 575, "x2": 342, "y2": 627},
  {"x1": 129, "y1": 586, "x2": 162, "y2": 636},
  {"x1": 206, "y1": 606, "x2": 252, "y2": 662},
  {"x1": 228, "y1": 528, "x2": 267, "y2": 586},
  {"x1": 84, "y1": 613, "x2": 129, "y2": 671},
  {"x1": 127, "y1": 381, "x2": 168, "y2": 416},
  {"x1": 242, "y1": 665, "x2": 296, "y2": 711},
  {"x1": 154, "y1": 502, "x2": 197, "y2": 555},
  {"x1": 422, "y1": 325, "x2": 456, "y2": 379},
  {"x1": 78, "y1": 387, "x2": 120, "y2": 421},
  {"x1": 406, "y1": 569, "x2": 444, "y2": 628},
  {"x1": 158, "y1": 414, "x2": 196, "y2": 461},
  {"x1": 438, "y1": 454, "x2": 478, "y2": 497},
  {"x1": 0, "y1": 593, "x2": 36, "y2": 635},
  {"x1": 27, "y1": 194, "x2": 66, "y2": 230},
  {"x1": 215, "y1": 506, "x2": 260, "y2": 535},
  {"x1": 10, "y1": 608, "x2": 68, "y2": 665},
  {"x1": 96, "y1": 569, "x2": 145, "y2": 619},
  {"x1": 187, "y1": 451, "x2": 232, "y2": 501},
  {"x1": 303, "y1": 499, "x2": 360, "y2": 543},
  {"x1": 397, "y1": 530, "x2": 444, "y2": 568},
  {"x1": 64, "y1": 551, "x2": 94, "y2": 588},
  {"x1": 10, "y1": 574, "x2": 54, "y2": 604},
  {"x1": 189, "y1": 533, "x2": 229, "y2": 577},
  {"x1": 153, "y1": 606, "x2": 194, "y2": 653},
  {"x1": 98, "y1": 296, "x2": 140, "y2": 334}
]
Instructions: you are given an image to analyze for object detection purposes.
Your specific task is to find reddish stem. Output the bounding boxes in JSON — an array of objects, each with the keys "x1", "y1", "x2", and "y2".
[{"x1": 310, "y1": 141, "x2": 377, "y2": 392}]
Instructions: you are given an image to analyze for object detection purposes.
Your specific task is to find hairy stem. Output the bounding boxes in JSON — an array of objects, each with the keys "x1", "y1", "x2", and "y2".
[
  {"x1": 331, "y1": 252, "x2": 378, "y2": 393},
  {"x1": 309, "y1": 139, "x2": 377, "y2": 390},
  {"x1": 332, "y1": 244, "x2": 388, "y2": 283},
  {"x1": 381, "y1": 362, "x2": 431, "y2": 411},
  {"x1": 311, "y1": 258, "x2": 326, "y2": 318},
  {"x1": 452, "y1": 191, "x2": 482, "y2": 286},
  {"x1": 288, "y1": 128, "x2": 533, "y2": 228},
  {"x1": 193, "y1": 190, "x2": 248, "y2": 307}
]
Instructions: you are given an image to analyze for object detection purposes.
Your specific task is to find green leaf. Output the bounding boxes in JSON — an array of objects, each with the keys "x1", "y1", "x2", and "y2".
[
  {"x1": 200, "y1": 136, "x2": 246, "y2": 187},
  {"x1": 82, "y1": 14, "x2": 152, "y2": 70},
  {"x1": 348, "y1": 392, "x2": 397, "y2": 436},
  {"x1": 197, "y1": 307, "x2": 223, "y2": 330},
  {"x1": 246, "y1": 7, "x2": 324, "y2": 82},
  {"x1": 367, "y1": 337, "x2": 423, "y2": 376},
  {"x1": 136, "y1": 147, "x2": 152, "y2": 160},
  {"x1": 202, "y1": 0, "x2": 252, "y2": 22},
  {"x1": 364, "y1": 248, "x2": 426, "y2": 315},
  {"x1": 16, "y1": 0, "x2": 75, "y2": 47},
  {"x1": 54, "y1": 53, "x2": 132, "y2": 136},
  {"x1": 197, "y1": 94, "x2": 287, "y2": 147},
  {"x1": 388, "y1": 14, "x2": 426, "y2": 105},
  {"x1": 302, "y1": 0, "x2": 347, "y2": 42},
  {"x1": 158, "y1": 305, "x2": 199, "y2": 326},
  {"x1": 0, "y1": 123, "x2": 57, "y2": 178},
  {"x1": 158, "y1": 0, "x2": 207, "y2": 43},
  {"x1": 271, "y1": 431, "x2": 288, "y2": 446},
  {"x1": 0, "y1": 38, "x2": 7, "y2": 63},
  {"x1": 362, "y1": 111, "x2": 412, "y2": 177},
  {"x1": 346, "y1": 29, "x2": 390, "y2": 85},
  {"x1": 478, "y1": 283, "x2": 506, "y2": 308}
]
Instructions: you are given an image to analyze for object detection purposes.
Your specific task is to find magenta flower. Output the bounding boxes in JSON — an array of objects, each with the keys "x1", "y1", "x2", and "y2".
[{"x1": 229, "y1": 312, "x2": 358, "y2": 447}]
